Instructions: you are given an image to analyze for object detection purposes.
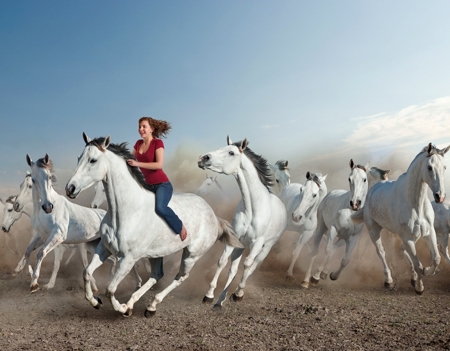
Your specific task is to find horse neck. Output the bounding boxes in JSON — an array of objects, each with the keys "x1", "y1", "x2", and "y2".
[
  {"x1": 234, "y1": 155, "x2": 270, "y2": 217},
  {"x1": 403, "y1": 155, "x2": 429, "y2": 209},
  {"x1": 23, "y1": 202, "x2": 33, "y2": 217},
  {"x1": 103, "y1": 153, "x2": 154, "y2": 226}
]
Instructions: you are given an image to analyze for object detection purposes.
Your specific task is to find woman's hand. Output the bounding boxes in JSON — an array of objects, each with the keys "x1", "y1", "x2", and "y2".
[{"x1": 127, "y1": 159, "x2": 138, "y2": 167}]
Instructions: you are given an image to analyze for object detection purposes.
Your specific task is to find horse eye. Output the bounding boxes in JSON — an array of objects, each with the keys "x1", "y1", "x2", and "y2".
[
  {"x1": 276, "y1": 180, "x2": 279, "y2": 183},
  {"x1": 445, "y1": 166, "x2": 447, "y2": 170},
  {"x1": 32, "y1": 179, "x2": 35, "y2": 184},
  {"x1": 8, "y1": 209, "x2": 12, "y2": 212},
  {"x1": 428, "y1": 166, "x2": 432, "y2": 171},
  {"x1": 229, "y1": 151, "x2": 234, "y2": 156},
  {"x1": 364, "y1": 179, "x2": 367, "y2": 182},
  {"x1": 313, "y1": 194, "x2": 317, "y2": 198},
  {"x1": 348, "y1": 178, "x2": 351, "y2": 182},
  {"x1": 28, "y1": 185, "x2": 32, "y2": 189},
  {"x1": 90, "y1": 159, "x2": 97, "y2": 164}
]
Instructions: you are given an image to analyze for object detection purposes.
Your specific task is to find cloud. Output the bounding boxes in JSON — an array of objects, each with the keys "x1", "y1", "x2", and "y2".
[{"x1": 344, "y1": 96, "x2": 450, "y2": 149}]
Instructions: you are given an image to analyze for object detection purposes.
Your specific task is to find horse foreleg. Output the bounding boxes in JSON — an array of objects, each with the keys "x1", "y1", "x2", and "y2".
[
  {"x1": 286, "y1": 229, "x2": 314, "y2": 280},
  {"x1": 402, "y1": 239, "x2": 424, "y2": 294},
  {"x1": 84, "y1": 244, "x2": 111, "y2": 309},
  {"x1": 30, "y1": 234, "x2": 64, "y2": 293},
  {"x1": 302, "y1": 224, "x2": 326, "y2": 288},
  {"x1": 233, "y1": 242, "x2": 275, "y2": 301},
  {"x1": 368, "y1": 226, "x2": 394, "y2": 288},
  {"x1": 14, "y1": 232, "x2": 43, "y2": 275},
  {"x1": 313, "y1": 226, "x2": 338, "y2": 282},
  {"x1": 214, "y1": 247, "x2": 244, "y2": 308},
  {"x1": 146, "y1": 252, "x2": 199, "y2": 316},
  {"x1": 436, "y1": 233, "x2": 450, "y2": 265},
  {"x1": 77, "y1": 243, "x2": 99, "y2": 293},
  {"x1": 204, "y1": 244, "x2": 235, "y2": 303},
  {"x1": 330, "y1": 234, "x2": 359, "y2": 280},
  {"x1": 124, "y1": 258, "x2": 163, "y2": 317},
  {"x1": 42, "y1": 245, "x2": 66, "y2": 290},
  {"x1": 422, "y1": 228, "x2": 441, "y2": 276},
  {"x1": 106, "y1": 255, "x2": 136, "y2": 314}
]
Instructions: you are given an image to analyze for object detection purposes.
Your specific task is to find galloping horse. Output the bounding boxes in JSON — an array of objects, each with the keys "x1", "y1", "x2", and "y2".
[
  {"x1": 65, "y1": 133, "x2": 242, "y2": 317},
  {"x1": 301, "y1": 160, "x2": 377, "y2": 288},
  {"x1": 356, "y1": 143, "x2": 449, "y2": 294},
  {"x1": 16, "y1": 154, "x2": 106, "y2": 292},
  {"x1": 195, "y1": 174, "x2": 225, "y2": 197},
  {"x1": 269, "y1": 160, "x2": 290, "y2": 195},
  {"x1": 279, "y1": 172, "x2": 328, "y2": 280},
  {"x1": 198, "y1": 136, "x2": 287, "y2": 307}
]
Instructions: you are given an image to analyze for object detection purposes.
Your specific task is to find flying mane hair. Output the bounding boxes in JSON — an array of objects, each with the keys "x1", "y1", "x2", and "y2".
[
  {"x1": 232, "y1": 140, "x2": 274, "y2": 193},
  {"x1": 88, "y1": 137, "x2": 154, "y2": 192}
]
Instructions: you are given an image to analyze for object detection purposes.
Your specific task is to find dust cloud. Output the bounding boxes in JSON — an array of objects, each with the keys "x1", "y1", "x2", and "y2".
[{"x1": 0, "y1": 141, "x2": 448, "y2": 300}]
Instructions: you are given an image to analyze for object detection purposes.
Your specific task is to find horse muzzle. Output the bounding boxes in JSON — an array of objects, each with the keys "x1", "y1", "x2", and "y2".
[
  {"x1": 197, "y1": 154, "x2": 211, "y2": 170},
  {"x1": 350, "y1": 200, "x2": 362, "y2": 211},
  {"x1": 434, "y1": 192, "x2": 446, "y2": 204},
  {"x1": 65, "y1": 184, "x2": 79, "y2": 199},
  {"x1": 42, "y1": 203, "x2": 53, "y2": 214},
  {"x1": 2, "y1": 226, "x2": 9, "y2": 233}
]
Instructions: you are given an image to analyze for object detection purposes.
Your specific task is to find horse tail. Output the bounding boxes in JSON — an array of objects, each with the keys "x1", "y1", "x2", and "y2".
[
  {"x1": 351, "y1": 209, "x2": 365, "y2": 225},
  {"x1": 216, "y1": 217, "x2": 244, "y2": 248}
]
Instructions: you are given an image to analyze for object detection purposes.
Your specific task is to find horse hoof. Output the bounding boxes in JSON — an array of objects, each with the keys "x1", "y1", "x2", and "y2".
[
  {"x1": 144, "y1": 309, "x2": 156, "y2": 318},
  {"x1": 410, "y1": 279, "x2": 416, "y2": 288},
  {"x1": 231, "y1": 293, "x2": 243, "y2": 302},
  {"x1": 301, "y1": 281, "x2": 309, "y2": 289},
  {"x1": 310, "y1": 277, "x2": 319, "y2": 286},
  {"x1": 30, "y1": 284, "x2": 40, "y2": 293},
  {"x1": 320, "y1": 272, "x2": 328, "y2": 280},
  {"x1": 415, "y1": 289, "x2": 424, "y2": 296},
  {"x1": 202, "y1": 296, "x2": 214, "y2": 305},
  {"x1": 330, "y1": 272, "x2": 338, "y2": 281},
  {"x1": 384, "y1": 281, "x2": 395, "y2": 289},
  {"x1": 285, "y1": 274, "x2": 295, "y2": 282},
  {"x1": 123, "y1": 308, "x2": 133, "y2": 317},
  {"x1": 212, "y1": 304, "x2": 222, "y2": 310},
  {"x1": 93, "y1": 296, "x2": 102, "y2": 309}
]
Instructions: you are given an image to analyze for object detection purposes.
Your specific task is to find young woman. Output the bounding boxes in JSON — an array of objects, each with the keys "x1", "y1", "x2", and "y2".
[{"x1": 127, "y1": 117, "x2": 187, "y2": 241}]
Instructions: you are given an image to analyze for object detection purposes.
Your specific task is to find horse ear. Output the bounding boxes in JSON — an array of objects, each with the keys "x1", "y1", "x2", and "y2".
[
  {"x1": 227, "y1": 135, "x2": 232, "y2": 145},
  {"x1": 240, "y1": 138, "x2": 248, "y2": 152},
  {"x1": 321, "y1": 174, "x2": 328, "y2": 182},
  {"x1": 306, "y1": 171, "x2": 311, "y2": 179},
  {"x1": 44, "y1": 154, "x2": 50, "y2": 165},
  {"x1": 382, "y1": 170, "x2": 391, "y2": 180},
  {"x1": 26, "y1": 154, "x2": 32, "y2": 167},
  {"x1": 349, "y1": 159, "x2": 355, "y2": 169},
  {"x1": 103, "y1": 136, "x2": 111, "y2": 149},
  {"x1": 26, "y1": 171, "x2": 31, "y2": 175},
  {"x1": 427, "y1": 142, "x2": 433, "y2": 154},
  {"x1": 0, "y1": 197, "x2": 4, "y2": 205},
  {"x1": 364, "y1": 162, "x2": 370, "y2": 172},
  {"x1": 83, "y1": 132, "x2": 91, "y2": 145},
  {"x1": 442, "y1": 145, "x2": 450, "y2": 155}
]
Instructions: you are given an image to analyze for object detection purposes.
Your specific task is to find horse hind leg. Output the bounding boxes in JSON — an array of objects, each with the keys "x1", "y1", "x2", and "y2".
[
  {"x1": 203, "y1": 244, "x2": 235, "y2": 304},
  {"x1": 231, "y1": 242, "x2": 274, "y2": 302},
  {"x1": 330, "y1": 234, "x2": 359, "y2": 281},
  {"x1": 42, "y1": 245, "x2": 66, "y2": 290},
  {"x1": 402, "y1": 239, "x2": 424, "y2": 294},
  {"x1": 286, "y1": 229, "x2": 314, "y2": 281},
  {"x1": 214, "y1": 247, "x2": 244, "y2": 308},
  {"x1": 84, "y1": 242, "x2": 111, "y2": 309},
  {"x1": 368, "y1": 225, "x2": 394, "y2": 289},
  {"x1": 146, "y1": 250, "x2": 201, "y2": 317}
]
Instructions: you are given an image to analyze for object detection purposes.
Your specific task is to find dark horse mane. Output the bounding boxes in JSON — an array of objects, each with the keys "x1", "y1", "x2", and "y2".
[
  {"x1": 35, "y1": 158, "x2": 57, "y2": 185},
  {"x1": 88, "y1": 137, "x2": 153, "y2": 192},
  {"x1": 232, "y1": 140, "x2": 274, "y2": 193}
]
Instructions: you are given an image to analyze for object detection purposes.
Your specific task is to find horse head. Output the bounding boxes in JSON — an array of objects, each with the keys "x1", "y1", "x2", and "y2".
[
  {"x1": 13, "y1": 171, "x2": 32, "y2": 212},
  {"x1": 292, "y1": 172, "x2": 327, "y2": 224},
  {"x1": 26, "y1": 154, "x2": 57, "y2": 214},
  {"x1": 1, "y1": 196, "x2": 21, "y2": 233},
  {"x1": 421, "y1": 143, "x2": 450, "y2": 203},
  {"x1": 348, "y1": 159, "x2": 369, "y2": 211}
]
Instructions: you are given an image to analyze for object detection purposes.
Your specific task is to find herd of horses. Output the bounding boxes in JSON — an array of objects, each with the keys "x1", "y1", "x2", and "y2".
[{"x1": 1, "y1": 133, "x2": 450, "y2": 318}]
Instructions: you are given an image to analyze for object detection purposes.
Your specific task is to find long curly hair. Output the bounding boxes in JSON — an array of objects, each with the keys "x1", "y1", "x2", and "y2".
[{"x1": 139, "y1": 117, "x2": 171, "y2": 139}]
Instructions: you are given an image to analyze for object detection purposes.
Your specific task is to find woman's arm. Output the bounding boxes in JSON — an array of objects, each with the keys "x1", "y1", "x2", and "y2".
[{"x1": 127, "y1": 147, "x2": 164, "y2": 170}]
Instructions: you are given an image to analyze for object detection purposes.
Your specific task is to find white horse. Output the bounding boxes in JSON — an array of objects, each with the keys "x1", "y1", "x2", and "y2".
[
  {"x1": 269, "y1": 160, "x2": 290, "y2": 195},
  {"x1": 279, "y1": 172, "x2": 328, "y2": 280},
  {"x1": 65, "y1": 133, "x2": 242, "y2": 317},
  {"x1": 91, "y1": 181, "x2": 106, "y2": 209},
  {"x1": 198, "y1": 136, "x2": 288, "y2": 307},
  {"x1": 1, "y1": 195, "x2": 23, "y2": 256},
  {"x1": 432, "y1": 201, "x2": 450, "y2": 265},
  {"x1": 302, "y1": 160, "x2": 386, "y2": 289},
  {"x1": 15, "y1": 154, "x2": 106, "y2": 293},
  {"x1": 355, "y1": 143, "x2": 449, "y2": 294},
  {"x1": 195, "y1": 174, "x2": 225, "y2": 197}
]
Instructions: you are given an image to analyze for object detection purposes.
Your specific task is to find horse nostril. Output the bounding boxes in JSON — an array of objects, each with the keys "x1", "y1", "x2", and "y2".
[
  {"x1": 350, "y1": 201, "x2": 354, "y2": 208},
  {"x1": 92, "y1": 205, "x2": 98, "y2": 209}
]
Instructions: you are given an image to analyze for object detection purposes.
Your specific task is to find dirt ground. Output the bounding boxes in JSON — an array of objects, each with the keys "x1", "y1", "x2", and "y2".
[{"x1": 1, "y1": 231, "x2": 450, "y2": 351}]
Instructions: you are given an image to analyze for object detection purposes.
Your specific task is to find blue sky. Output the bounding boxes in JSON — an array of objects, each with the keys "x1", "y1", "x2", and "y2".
[{"x1": 2, "y1": 1, "x2": 450, "y2": 197}]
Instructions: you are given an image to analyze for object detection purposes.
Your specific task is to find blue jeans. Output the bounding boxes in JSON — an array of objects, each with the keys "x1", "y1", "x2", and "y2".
[{"x1": 148, "y1": 182, "x2": 182, "y2": 234}]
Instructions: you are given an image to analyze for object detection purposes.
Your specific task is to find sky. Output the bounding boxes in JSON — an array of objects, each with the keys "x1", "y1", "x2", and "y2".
[{"x1": 2, "y1": 1, "x2": 450, "y2": 198}]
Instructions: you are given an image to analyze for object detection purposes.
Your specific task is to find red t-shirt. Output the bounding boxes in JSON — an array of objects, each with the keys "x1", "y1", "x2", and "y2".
[{"x1": 133, "y1": 139, "x2": 169, "y2": 185}]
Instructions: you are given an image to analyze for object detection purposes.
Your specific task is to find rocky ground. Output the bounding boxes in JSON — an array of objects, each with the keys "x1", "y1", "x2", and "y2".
[{"x1": 1, "y1": 234, "x2": 450, "y2": 351}]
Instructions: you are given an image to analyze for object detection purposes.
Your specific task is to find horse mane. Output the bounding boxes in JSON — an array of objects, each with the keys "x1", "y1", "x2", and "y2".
[
  {"x1": 232, "y1": 140, "x2": 274, "y2": 193},
  {"x1": 35, "y1": 158, "x2": 57, "y2": 184},
  {"x1": 88, "y1": 137, "x2": 153, "y2": 192}
]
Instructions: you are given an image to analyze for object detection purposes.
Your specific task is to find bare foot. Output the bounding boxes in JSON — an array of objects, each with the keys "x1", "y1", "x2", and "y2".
[{"x1": 180, "y1": 225, "x2": 188, "y2": 241}]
